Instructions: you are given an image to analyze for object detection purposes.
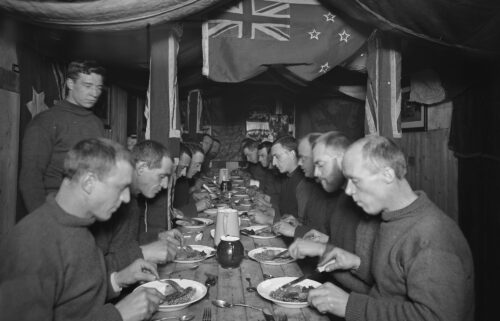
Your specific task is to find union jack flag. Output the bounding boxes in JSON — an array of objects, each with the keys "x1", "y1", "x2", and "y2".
[{"x1": 206, "y1": 0, "x2": 291, "y2": 41}]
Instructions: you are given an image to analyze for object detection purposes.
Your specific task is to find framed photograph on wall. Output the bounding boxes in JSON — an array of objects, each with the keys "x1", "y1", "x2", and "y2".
[{"x1": 401, "y1": 89, "x2": 427, "y2": 132}]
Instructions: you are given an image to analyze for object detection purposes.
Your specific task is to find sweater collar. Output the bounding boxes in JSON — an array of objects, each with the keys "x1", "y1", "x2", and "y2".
[
  {"x1": 47, "y1": 195, "x2": 96, "y2": 227},
  {"x1": 287, "y1": 166, "x2": 303, "y2": 178},
  {"x1": 381, "y1": 191, "x2": 427, "y2": 222},
  {"x1": 53, "y1": 100, "x2": 95, "y2": 116}
]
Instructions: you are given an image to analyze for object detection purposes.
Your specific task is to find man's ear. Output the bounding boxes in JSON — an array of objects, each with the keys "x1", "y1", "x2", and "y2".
[
  {"x1": 381, "y1": 166, "x2": 396, "y2": 183},
  {"x1": 335, "y1": 153, "x2": 344, "y2": 170},
  {"x1": 81, "y1": 172, "x2": 96, "y2": 194},
  {"x1": 66, "y1": 78, "x2": 75, "y2": 91},
  {"x1": 136, "y1": 161, "x2": 148, "y2": 175}
]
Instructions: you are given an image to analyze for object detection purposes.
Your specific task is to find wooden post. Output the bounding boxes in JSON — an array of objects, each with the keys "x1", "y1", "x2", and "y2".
[
  {"x1": 146, "y1": 24, "x2": 182, "y2": 237},
  {"x1": 364, "y1": 31, "x2": 402, "y2": 140},
  {"x1": 0, "y1": 68, "x2": 20, "y2": 238}
]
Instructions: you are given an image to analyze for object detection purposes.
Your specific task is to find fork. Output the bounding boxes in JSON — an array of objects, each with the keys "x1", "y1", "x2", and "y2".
[{"x1": 202, "y1": 307, "x2": 212, "y2": 321}]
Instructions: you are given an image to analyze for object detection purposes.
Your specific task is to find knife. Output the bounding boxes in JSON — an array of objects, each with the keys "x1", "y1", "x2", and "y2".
[{"x1": 279, "y1": 262, "x2": 334, "y2": 289}]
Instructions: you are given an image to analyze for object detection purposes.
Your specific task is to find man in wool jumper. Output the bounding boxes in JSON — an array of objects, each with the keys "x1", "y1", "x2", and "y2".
[
  {"x1": 91, "y1": 140, "x2": 182, "y2": 272},
  {"x1": 273, "y1": 132, "x2": 332, "y2": 238},
  {"x1": 249, "y1": 135, "x2": 305, "y2": 225},
  {"x1": 306, "y1": 135, "x2": 474, "y2": 321},
  {"x1": 0, "y1": 138, "x2": 165, "y2": 321},
  {"x1": 19, "y1": 60, "x2": 107, "y2": 213},
  {"x1": 287, "y1": 131, "x2": 378, "y2": 294}
]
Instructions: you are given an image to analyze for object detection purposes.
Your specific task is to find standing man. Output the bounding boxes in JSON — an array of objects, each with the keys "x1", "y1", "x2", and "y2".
[
  {"x1": 1, "y1": 138, "x2": 165, "y2": 321},
  {"x1": 91, "y1": 140, "x2": 182, "y2": 271},
  {"x1": 19, "y1": 60, "x2": 106, "y2": 212},
  {"x1": 306, "y1": 136, "x2": 474, "y2": 321}
]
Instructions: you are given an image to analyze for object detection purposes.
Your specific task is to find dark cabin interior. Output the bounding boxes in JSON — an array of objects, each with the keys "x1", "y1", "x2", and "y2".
[{"x1": 1, "y1": 0, "x2": 499, "y2": 320}]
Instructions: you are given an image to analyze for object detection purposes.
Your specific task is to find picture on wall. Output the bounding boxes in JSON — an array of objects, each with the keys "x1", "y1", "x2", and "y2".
[{"x1": 401, "y1": 90, "x2": 427, "y2": 132}]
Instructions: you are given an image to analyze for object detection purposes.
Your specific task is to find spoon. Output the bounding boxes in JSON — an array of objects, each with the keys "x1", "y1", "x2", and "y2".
[
  {"x1": 153, "y1": 314, "x2": 195, "y2": 321},
  {"x1": 205, "y1": 274, "x2": 217, "y2": 299},
  {"x1": 212, "y1": 299, "x2": 266, "y2": 312},
  {"x1": 245, "y1": 276, "x2": 257, "y2": 292}
]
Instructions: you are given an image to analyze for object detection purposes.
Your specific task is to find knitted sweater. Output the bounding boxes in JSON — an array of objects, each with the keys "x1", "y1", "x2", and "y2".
[
  {"x1": 345, "y1": 192, "x2": 474, "y2": 321},
  {"x1": 0, "y1": 196, "x2": 121, "y2": 321},
  {"x1": 274, "y1": 167, "x2": 304, "y2": 221},
  {"x1": 91, "y1": 196, "x2": 144, "y2": 272},
  {"x1": 19, "y1": 100, "x2": 105, "y2": 212}
]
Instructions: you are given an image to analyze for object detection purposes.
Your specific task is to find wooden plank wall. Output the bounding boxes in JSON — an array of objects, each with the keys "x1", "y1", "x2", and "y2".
[
  {"x1": 109, "y1": 85, "x2": 128, "y2": 146},
  {"x1": 400, "y1": 128, "x2": 458, "y2": 221}
]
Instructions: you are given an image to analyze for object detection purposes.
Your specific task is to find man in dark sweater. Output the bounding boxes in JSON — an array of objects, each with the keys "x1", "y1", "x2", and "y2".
[
  {"x1": 306, "y1": 136, "x2": 474, "y2": 321},
  {"x1": 91, "y1": 140, "x2": 182, "y2": 272},
  {"x1": 19, "y1": 60, "x2": 106, "y2": 213},
  {"x1": 288, "y1": 132, "x2": 378, "y2": 294},
  {"x1": 249, "y1": 135, "x2": 305, "y2": 224},
  {"x1": 0, "y1": 138, "x2": 165, "y2": 321}
]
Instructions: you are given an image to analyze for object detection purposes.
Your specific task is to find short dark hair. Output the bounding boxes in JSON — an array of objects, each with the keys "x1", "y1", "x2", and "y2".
[
  {"x1": 131, "y1": 140, "x2": 171, "y2": 169},
  {"x1": 64, "y1": 138, "x2": 132, "y2": 181},
  {"x1": 360, "y1": 136, "x2": 407, "y2": 179},
  {"x1": 185, "y1": 142, "x2": 204, "y2": 156},
  {"x1": 272, "y1": 135, "x2": 297, "y2": 154},
  {"x1": 257, "y1": 141, "x2": 272, "y2": 154},
  {"x1": 314, "y1": 131, "x2": 351, "y2": 152},
  {"x1": 66, "y1": 60, "x2": 106, "y2": 82},
  {"x1": 242, "y1": 138, "x2": 259, "y2": 151},
  {"x1": 179, "y1": 143, "x2": 192, "y2": 158}
]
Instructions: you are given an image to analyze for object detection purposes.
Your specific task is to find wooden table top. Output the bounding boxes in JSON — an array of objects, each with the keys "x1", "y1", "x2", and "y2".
[{"x1": 154, "y1": 222, "x2": 329, "y2": 321}]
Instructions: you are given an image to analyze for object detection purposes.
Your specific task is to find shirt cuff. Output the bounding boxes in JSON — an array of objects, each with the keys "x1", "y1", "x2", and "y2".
[{"x1": 110, "y1": 272, "x2": 123, "y2": 293}]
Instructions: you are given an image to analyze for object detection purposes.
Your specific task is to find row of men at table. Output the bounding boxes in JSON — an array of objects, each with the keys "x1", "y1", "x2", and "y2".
[
  {"x1": 1, "y1": 60, "x2": 473, "y2": 321},
  {"x1": 238, "y1": 133, "x2": 473, "y2": 321}
]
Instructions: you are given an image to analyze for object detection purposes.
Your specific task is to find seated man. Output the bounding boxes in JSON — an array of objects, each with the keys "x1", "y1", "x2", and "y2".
[
  {"x1": 91, "y1": 140, "x2": 182, "y2": 269},
  {"x1": 287, "y1": 131, "x2": 378, "y2": 293},
  {"x1": 241, "y1": 138, "x2": 268, "y2": 183},
  {"x1": 0, "y1": 138, "x2": 165, "y2": 321},
  {"x1": 305, "y1": 136, "x2": 475, "y2": 321},
  {"x1": 249, "y1": 135, "x2": 304, "y2": 225},
  {"x1": 173, "y1": 143, "x2": 210, "y2": 217}
]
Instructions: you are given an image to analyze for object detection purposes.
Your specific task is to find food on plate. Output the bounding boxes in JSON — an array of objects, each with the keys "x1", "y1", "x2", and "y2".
[
  {"x1": 176, "y1": 218, "x2": 204, "y2": 226},
  {"x1": 175, "y1": 246, "x2": 208, "y2": 260},
  {"x1": 241, "y1": 227, "x2": 275, "y2": 237},
  {"x1": 270, "y1": 284, "x2": 314, "y2": 302},
  {"x1": 162, "y1": 280, "x2": 197, "y2": 305},
  {"x1": 254, "y1": 249, "x2": 292, "y2": 262}
]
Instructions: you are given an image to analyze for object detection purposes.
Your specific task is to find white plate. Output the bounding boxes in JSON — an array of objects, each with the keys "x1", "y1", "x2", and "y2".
[
  {"x1": 248, "y1": 247, "x2": 295, "y2": 265},
  {"x1": 177, "y1": 218, "x2": 214, "y2": 229},
  {"x1": 241, "y1": 225, "x2": 277, "y2": 239},
  {"x1": 257, "y1": 277, "x2": 321, "y2": 309},
  {"x1": 210, "y1": 229, "x2": 215, "y2": 239},
  {"x1": 137, "y1": 279, "x2": 207, "y2": 311},
  {"x1": 174, "y1": 245, "x2": 216, "y2": 263},
  {"x1": 203, "y1": 208, "x2": 218, "y2": 216}
]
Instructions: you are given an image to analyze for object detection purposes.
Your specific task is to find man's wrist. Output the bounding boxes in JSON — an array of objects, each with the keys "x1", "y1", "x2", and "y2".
[{"x1": 111, "y1": 272, "x2": 123, "y2": 292}]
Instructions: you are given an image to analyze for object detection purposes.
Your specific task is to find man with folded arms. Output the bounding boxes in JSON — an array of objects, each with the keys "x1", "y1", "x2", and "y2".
[
  {"x1": 0, "y1": 138, "x2": 165, "y2": 321},
  {"x1": 305, "y1": 136, "x2": 474, "y2": 321}
]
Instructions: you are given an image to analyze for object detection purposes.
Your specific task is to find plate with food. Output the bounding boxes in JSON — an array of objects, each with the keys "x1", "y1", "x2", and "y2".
[
  {"x1": 176, "y1": 217, "x2": 213, "y2": 229},
  {"x1": 248, "y1": 247, "x2": 295, "y2": 265},
  {"x1": 257, "y1": 277, "x2": 320, "y2": 308},
  {"x1": 240, "y1": 225, "x2": 277, "y2": 239},
  {"x1": 137, "y1": 278, "x2": 207, "y2": 311},
  {"x1": 203, "y1": 208, "x2": 218, "y2": 216},
  {"x1": 174, "y1": 245, "x2": 216, "y2": 263}
]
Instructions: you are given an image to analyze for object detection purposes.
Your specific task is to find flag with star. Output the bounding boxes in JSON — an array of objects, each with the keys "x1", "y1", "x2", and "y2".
[{"x1": 202, "y1": 0, "x2": 367, "y2": 82}]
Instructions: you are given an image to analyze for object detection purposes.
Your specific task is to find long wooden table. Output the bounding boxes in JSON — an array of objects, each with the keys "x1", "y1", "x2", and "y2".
[{"x1": 154, "y1": 222, "x2": 329, "y2": 321}]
